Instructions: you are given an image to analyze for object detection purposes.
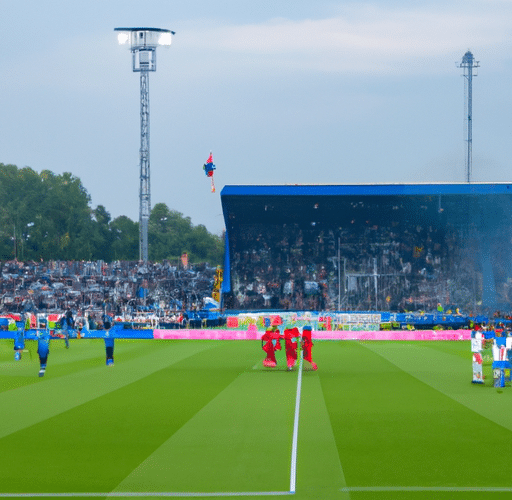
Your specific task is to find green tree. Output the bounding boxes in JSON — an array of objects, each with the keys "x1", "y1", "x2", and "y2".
[
  {"x1": 0, "y1": 164, "x2": 44, "y2": 259},
  {"x1": 185, "y1": 224, "x2": 223, "y2": 263},
  {"x1": 0, "y1": 163, "x2": 223, "y2": 264},
  {"x1": 90, "y1": 205, "x2": 113, "y2": 261},
  {"x1": 0, "y1": 165, "x2": 93, "y2": 260},
  {"x1": 149, "y1": 203, "x2": 223, "y2": 265},
  {"x1": 111, "y1": 216, "x2": 138, "y2": 260},
  {"x1": 37, "y1": 170, "x2": 93, "y2": 260}
]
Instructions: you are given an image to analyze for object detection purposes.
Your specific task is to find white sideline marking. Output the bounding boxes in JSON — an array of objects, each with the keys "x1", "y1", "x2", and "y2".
[
  {"x1": 289, "y1": 351, "x2": 303, "y2": 494},
  {"x1": 0, "y1": 492, "x2": 292, "y2": 498},
  {"x1": 340, "y1": 486, "x2": 512, "y2": 492}
]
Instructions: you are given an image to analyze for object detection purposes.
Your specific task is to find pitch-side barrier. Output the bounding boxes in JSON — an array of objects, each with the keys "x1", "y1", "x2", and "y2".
[
  {"x1": 153, "y1": 329, "x2": 471, "y2": 340},
  {"x1": 1, "y1": 328, "x2": 471, "y2": 340}
]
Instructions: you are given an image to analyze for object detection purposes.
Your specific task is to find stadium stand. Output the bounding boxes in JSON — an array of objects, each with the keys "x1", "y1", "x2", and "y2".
[{"x1": 220, "y1": 183, "x2": 512, "y2": 314}]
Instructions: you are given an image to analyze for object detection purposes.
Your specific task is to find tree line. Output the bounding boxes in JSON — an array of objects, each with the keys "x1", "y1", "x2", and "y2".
[{"x1": 0, "y1": 163, "x2": 224, "y2": 264}]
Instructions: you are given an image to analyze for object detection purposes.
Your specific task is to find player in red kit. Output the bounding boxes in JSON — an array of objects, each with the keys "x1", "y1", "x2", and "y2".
[
  {"x1": 301, "y1": 326, "x2": 317, "y2": 370},
  {"x1": 261, "y1": 326, "x2": 282, "y2": 367},
  {"x1": 284, "y1": 327, "x2": 299, "y2": 370}
]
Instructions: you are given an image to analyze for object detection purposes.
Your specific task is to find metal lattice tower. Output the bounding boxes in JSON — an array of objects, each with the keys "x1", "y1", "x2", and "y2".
[
  {"x1": 458, "y1": 50, "x2": 479, "y2": 184},
  {"x1": 115, "y1": 27, "x2": 174, "y2": 263},
  {"x1": 139, "y1": 70, "x2": 150, "y2": 264}
]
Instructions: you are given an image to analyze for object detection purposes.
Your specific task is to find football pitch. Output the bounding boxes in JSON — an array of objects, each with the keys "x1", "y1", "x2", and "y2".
[{"x1": 1, "y1": 338, "x2": 512, "y2": 500}]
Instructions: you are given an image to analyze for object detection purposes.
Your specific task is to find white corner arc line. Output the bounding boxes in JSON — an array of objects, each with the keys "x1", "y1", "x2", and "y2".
[{"x1": 289, "y1": 350, "x2": 304, "y2": 494}]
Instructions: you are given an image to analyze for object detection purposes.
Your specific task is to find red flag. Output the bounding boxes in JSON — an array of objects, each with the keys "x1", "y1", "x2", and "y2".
[{"x1": 181, "y1": 252, "x2": 188, "y2": 268}]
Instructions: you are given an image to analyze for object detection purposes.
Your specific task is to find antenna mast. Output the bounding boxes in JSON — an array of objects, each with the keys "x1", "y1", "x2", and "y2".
[{"x1": 458, "y1": 50, "x2": 479, "y2": 183}]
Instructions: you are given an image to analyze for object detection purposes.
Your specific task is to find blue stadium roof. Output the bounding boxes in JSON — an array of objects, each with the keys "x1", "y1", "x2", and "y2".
[
  {"x1": 220, "y1": 182, "x2": 512, "y2": 228},
  {"x1": 221, "y1": 183, "x2": 512, "y2": 197}
]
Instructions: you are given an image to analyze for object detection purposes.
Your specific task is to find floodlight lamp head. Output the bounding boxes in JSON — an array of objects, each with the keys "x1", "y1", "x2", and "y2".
[
  {"x1": 115, "y1": 27, "x2": 174, "y2": 72},
  {"x1": 114, "y1": 27, "x2": 174, "y2": 49},
  {"x1": 117, "y1": 32, "x2": 130, "y2": 45}
]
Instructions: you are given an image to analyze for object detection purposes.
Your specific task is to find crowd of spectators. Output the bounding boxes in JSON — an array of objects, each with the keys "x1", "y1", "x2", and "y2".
[
  {"x1": 227, "y1": 219, "x2": 493, "y2": 313},
  {"x1": 0, "y1": 260, "x2": 218, "y2": 323}
]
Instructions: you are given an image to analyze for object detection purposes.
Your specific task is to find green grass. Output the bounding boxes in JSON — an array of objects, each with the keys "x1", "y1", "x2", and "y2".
[{"x1": 1, "y1": 339, "x2": 512, "y2": 499}]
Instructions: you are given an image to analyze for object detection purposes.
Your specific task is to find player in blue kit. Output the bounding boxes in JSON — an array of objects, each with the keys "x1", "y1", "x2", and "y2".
[
  {"x1": 12, "y1": 314, "x2": 30, "y2": 361},
  {"x1": 37, "y1": 328, "x2": 51, "y2": 377},
  {"x1": 61, "y1": 309, "x2": 74, "y2": 349},
  {"x1": 13, "y1": 324, "x2": 25, "y2": 361},
  {"x1": 103, "y1": 316, "x2": 114, "y2": 366}
]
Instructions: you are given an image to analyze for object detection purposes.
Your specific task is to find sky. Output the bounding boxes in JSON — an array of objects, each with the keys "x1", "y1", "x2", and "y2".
[{"x1": 2, "y1": 0, "x2": 512, "y2": 236}]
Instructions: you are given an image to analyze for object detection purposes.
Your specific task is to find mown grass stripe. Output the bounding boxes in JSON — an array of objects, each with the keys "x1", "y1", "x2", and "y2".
[
  {"x1": 361, "y1": 341, "x2": 512, "y2": 431},
  {"x1": 0, "y1": 340, "x2": 215, "y2": 439},
  {"x1": 112, "y1": 351, "x2": 295, "y2": 493},
  {"x1": 297, "y1": 365, "x2": 350, "y2": 499},
  {"x1": 316, "y1": 341, "x2": 512, "y2": 489},
  {"x1": 0, "y1": 342, "x2": 259, "y2": 494}
]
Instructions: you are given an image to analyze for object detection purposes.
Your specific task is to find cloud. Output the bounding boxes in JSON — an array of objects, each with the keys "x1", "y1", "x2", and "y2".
[{"x1": 177, "y1": 3, "x2": 512, "y2": 75}]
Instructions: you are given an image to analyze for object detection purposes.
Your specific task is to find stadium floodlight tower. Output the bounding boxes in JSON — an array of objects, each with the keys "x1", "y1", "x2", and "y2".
[
  {"x1": 115, "y1": 27, "x2": 174, "y2": 264},
  {"x1": 458, "y1": 50, "x2": 479, "y2": 184}
]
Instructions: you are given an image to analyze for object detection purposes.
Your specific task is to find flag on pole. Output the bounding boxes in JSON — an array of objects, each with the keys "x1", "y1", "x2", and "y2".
[{"x1": 203, "y1": 151, "x2": 216, "y2": 193}]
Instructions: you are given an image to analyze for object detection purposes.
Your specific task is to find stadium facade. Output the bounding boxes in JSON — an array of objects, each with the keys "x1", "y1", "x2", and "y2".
[{"x1": 220, "y1": 183, "x2": 512, "y2": 313}]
